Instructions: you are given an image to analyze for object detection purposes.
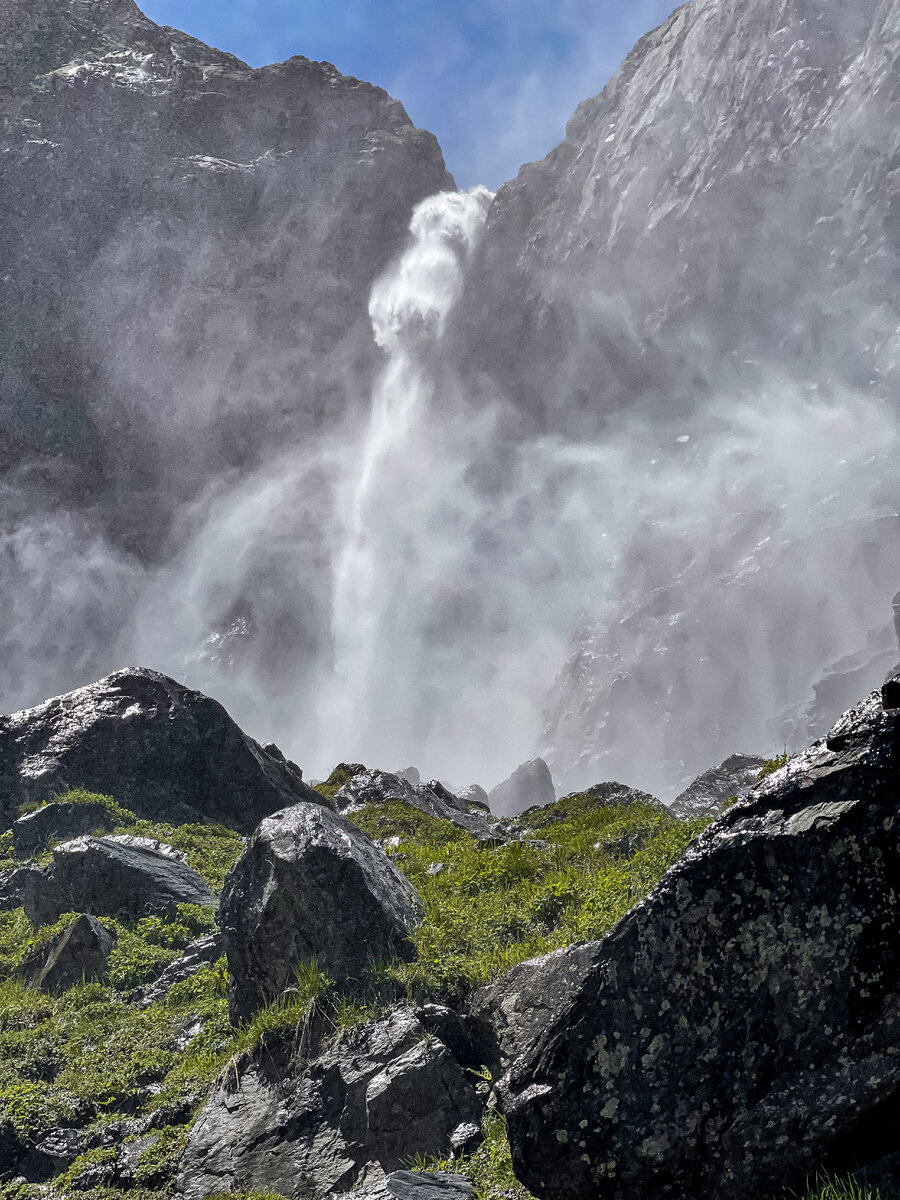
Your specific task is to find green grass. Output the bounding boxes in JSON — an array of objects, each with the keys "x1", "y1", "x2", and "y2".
[
  {"x1": 348, "y1": 795, "x2": 709, "y2": 998},
  {"x1": 313, "y1": 762, "x2": 367, "y2": 802},
  {"x1": 758, "y1": 751, "x2": 790, "y2": 779},
  {"x1": 410, "y1": 1107, "x2": 533, "y2": 1200},
  {"x1": 801, "y1": 1176, "x2": 885, "y2": 1199},
  {"x1": 16, "y1": 787, "x2": 136, "y2": 825}
]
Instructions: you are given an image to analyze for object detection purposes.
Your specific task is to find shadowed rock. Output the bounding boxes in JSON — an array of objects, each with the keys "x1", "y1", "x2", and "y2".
[
  {"x1": 488, "y1": 759, "x2": 555, "y2": 817},
  {"x1": 0, "y1": 668, "x2": 324, "y2": 832},
  {"x1": 130, "y1": 931, "x2": 223, "y2": 1008},
  {"x1": 221, "y1": 802, "x2": 423, "y2": 1023},
  {"x1": 12, "y1": 799, "x2": 118, "y2": 859},
  {"x1": 499, "y1": 687, "x2": 900, "y2": 1199},
  {"x1": 181, "y1": 1008, "x2": 482, "y2": 1199},
  {"x1": 23, "y1": 834, "x2": 214, "y2": 926},
  {"x1": 669, "y1": 754, "x2": 766, "y2": 819},
  {"x1": 337, "y1": 1172, "x2": 475, "y2": 1200},
  {"x1": 334, "y1": 769, "x2": 494, "y2": 836},
  {"x1": 19, "y1": 913, "x2": 116, "y2": 992}
]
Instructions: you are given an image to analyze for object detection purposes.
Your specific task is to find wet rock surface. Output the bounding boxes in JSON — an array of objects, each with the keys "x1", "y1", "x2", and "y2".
[
  {"x1": 337, "y1": 1171, "x2": 476, "y2": 1200},
  {"x1": 488, "y1": 759, "x2": 555, "y2": 817},
  {"x1": 669, "y1": 754, "x2": 766, "y2": 819},
  {"x1": 334, "y1": 769, "x2": 494, "y2": 836},
  {"x1": 23, "y1": 833, "x2": 215, "y2": 926},
  {"x1": 181, "y1": 1007, "x2": 482, "y2": 1200},
  {"x1": 221, "y1": 802, "x2": 423, "y2": 1022},
  {"x1": 0, "y1": 668, "x2": 323, "y2": 831},
  {"x1": 500, "y1": 687, "x2": 900, "y2": 1199},
  {"x1": 19, "y1": 913, "x2": 117, "y2": 992},
  {"x1": 12, "y1": 799, "x2": 117, "y2": 859}
]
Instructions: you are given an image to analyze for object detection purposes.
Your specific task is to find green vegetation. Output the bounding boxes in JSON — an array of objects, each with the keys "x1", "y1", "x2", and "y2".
[
  {"x1": 17, "y1": 787, "x2": 137, "y2": 826},
  {"x1": 350, "y1": 793, "x2": 708, "y2": 997},
  {"x1": 758, "y1": 750, "x2": 790, "y2": 779},
  {"x1": 412, "y1": 1107, "x2": 533, "y2": 1200},
  {"x1": 801, "y1": 1175, "x2": 887, "y2": 1199},
  {"x1": 312, "y1": 761, "x2": 366, "y2": 802}
]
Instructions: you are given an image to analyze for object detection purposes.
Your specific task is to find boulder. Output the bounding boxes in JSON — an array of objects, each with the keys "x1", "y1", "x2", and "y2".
[
  {"x1": 23, "y1": 835, "x2": 215, "y2": 927},
  {"x1": 516, "y1": 780, "x2": 663, "y2": 830},
  {"x1": 467, "y1": 944, "x2": 601, "y2": 1073},
  {"x1": 0, "y1": 668, "x2": 325, "y2": 832},
  {"x1": 337, "y1": 1171, "x2": 475, "y2": 1200},
  {"x1": 488, "y1": 759, "x2": 555, "y2": 817},
  {"x1": 181, "y1": 1008, "x2": 482, "y2": 1199},
  {"x1": 669, "y1": 754, "x2": 766, "y2": 819},
  {"x1": 19, "y1": 913, "x2": 116, "y2": 992},
  {"x1": 130, "y1": 931, "x2": 223, "y2": 1008},
  {"x1": 221, "y1": 803, "x2": 423, "y2": 1022},
  {"x1": 500, "y1": 687, "x2": 900, "y2": 1199},
  {"x1": 456, "y1": 785, "x2": 490, "y2": 811},
  {"x1": 333, "y1": 770, "x2": 493, "y2": 837},
  {"x1": 0, "y1": 864, "x2": 41, "y2": 911},
  {"x1": 12, "y1": 799, "x2": 117, "y2": 860}
]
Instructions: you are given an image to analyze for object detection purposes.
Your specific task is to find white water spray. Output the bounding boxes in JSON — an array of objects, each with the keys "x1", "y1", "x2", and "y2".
[{"x1": 325, "y1": 188, "x2": 493, "y2": 764}]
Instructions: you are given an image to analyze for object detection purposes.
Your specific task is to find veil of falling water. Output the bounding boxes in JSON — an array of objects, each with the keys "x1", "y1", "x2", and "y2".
[{"x1": 324, "y1": 188, "x2": 494, "y2": 767}]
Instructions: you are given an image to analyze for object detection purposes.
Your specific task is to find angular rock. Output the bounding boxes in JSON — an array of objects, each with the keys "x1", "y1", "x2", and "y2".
[
  {"x1": 334, "y1": 770, "x2": 493, "y2": 837},
  {"x1": 500, "y1": 688, "x2": 900, "y2": 1200},
  {"x1": 23, "y1": 834, "x2": 214, "y2": 927},
  {"x1": 19, "y1": 914, "x2": 116, "y2": 992},
  {"x1": 130, "y1": 931, "x2": 223, "y2": 1008},
  {"x1": 515, "y1": 780, "x2": 664, "y2": 832},
  {"x1": 467, "y1": 944, "x2": 601, "y2": 1073},
  {"x1": 0, "y1": 668, "x2": 324, "y2": 831},
  {"x1": 338, "y1": 1171, "x2": 476, "y2": 1200},
  {"x1": 12, "y1": 799, "x2": 117, "y2": 860},
  {"x1": 669, "y1": 754, "x2": 766, "y2": 820},
  {"x1": 181, "y1": 1008, "x2": 482, "y2": 1199},
  {"x1": 221, "y1": 802, "x2": 423, "y2": 1022},
  {"x1": 456, "y1": 785, "x2": 490, "y2": 812},
  {"x1": 488, "y1": 759, "x2": 555, "y2": 817},
  {"x1": 0, "y1": 865, "x2": 41, "y2": 911}
]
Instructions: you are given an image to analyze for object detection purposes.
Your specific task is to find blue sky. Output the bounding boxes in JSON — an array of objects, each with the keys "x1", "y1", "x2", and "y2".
[{"x1": 139, "y1": 0, "x2": 679, "y2": 189}]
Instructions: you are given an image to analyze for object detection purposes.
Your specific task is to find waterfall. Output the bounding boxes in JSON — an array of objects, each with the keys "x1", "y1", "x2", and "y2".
[{"x1": 324, "y1": 187, "x2": 493, "y2": 768}]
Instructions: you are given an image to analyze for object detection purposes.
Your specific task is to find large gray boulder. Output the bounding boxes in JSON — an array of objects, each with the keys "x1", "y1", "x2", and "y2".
[
  {"x1": 337, "y1": 1172, "x2": 475, "y2": 1200},
  {"x1": 221, "y1": 803, "x2": 423, "y2": 1023},
  {"x1": 0, "y1": 668, "x2": 323, "y2": 832},
  {"x1": 181, "y1": 1007, "x2": 482, "y2": 1199},
  {"x1": 669, "y1": 754, "x2": 766, "y2": 819},
  {"x1": 500, "y1": 686, "x2": 900, "y2": 1199},
  {"x1": 488, "y1": 759, "x2": 555, "y2": 817},
  {"x1": 23, "y1": 834, "x2": 215, "y2": 926},
  {"x1": 19, "y1": 913, "x2": 116, "y2": 992},
  {"x1": 334, "y1": 770, "x2": 494, "y2": 837}
]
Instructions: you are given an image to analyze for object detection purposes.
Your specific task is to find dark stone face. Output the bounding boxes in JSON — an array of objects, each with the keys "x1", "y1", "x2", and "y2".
[
  {"x1": 221, "y1": 801, "x2": 424, "y2": 1023},
  {"x1": 499, "y1": 687, "x2": 900, "y2": 1199},
  {"x1": 0, "y1": 667, "x2": 325, "y2": 831}
]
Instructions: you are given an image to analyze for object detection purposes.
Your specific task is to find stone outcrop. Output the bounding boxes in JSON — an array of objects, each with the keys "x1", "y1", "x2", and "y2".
[
  {"x1": 333, "y1": 769, "x2": 494, "y2": 836},
  {"x1": 130, "y1": 931, "x2": 223, "y2": 1008},
  {"x1": 669, "y1": 754, "x2": 766, "y2": 819},
  {"x1": 0, "y1": 668, "x2": 323, "y2": 831},
  {"x1": 12, "y1": 798, "x2": 117, "y2": 859},
  {"x1": 337, "y1": 1172, "x2": 475, "y2": 1200},
  {"x1": 488, "y1": 759, "x2": 555, "y2": 817},
  {"x1": 221, "y1": 802, "x2": 423, "y2": 1022},
  {"x1": 19, "y1": 913, "x2": 116, "y2": 991},
  {"x1": 500, "y1": 686, "x2": 900, "y2": 1199},
  {"x1": 23, "y1": 834, "x2": 214, "y2": 926},
  {"x1": 181, "y1": 1007, "x2": 482, "y2": 1199}
]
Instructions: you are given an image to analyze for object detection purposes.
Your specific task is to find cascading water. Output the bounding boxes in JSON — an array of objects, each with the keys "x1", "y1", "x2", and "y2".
[{"x1": 324, "y1": 188, "x2": 493, "y2": 767}]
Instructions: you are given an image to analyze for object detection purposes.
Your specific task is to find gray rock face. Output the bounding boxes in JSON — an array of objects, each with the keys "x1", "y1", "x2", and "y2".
[
  {"x1": 669, "y1": 754, "x2": 766, "y2": 819},
  {"x1": 500, "y1": 686, "x2": 900, "y2": 1199},
  {"x1": 337, "y1": 1172, "x2": 475, "y2": 1200},
  {"x1": 0, "y1": 865, "x2": 42, "y2": 911},
  {"x1": 181, "y1": 1007, "x2": 482, "y2": 1199},
  {"x1": 488, "y1": 759, "x2": 555, "y2": 817},
  {"x1": 221, "y1": 802, "x2": 423, "y2": 1022},
  {"x1": 334, "y1": 770, "x2": 493, "y2": 836},
  {"x1": 0, "y1": 667, "x2": 323, "y2": 831},
  {"x1": 24, "y1": 834, "x2": 214, "y2": 926},
  {"x1": 19, "y1": 913, "x2": 116, "y2": 991},
  {"x1": 1, "y1": 0, "x2": 453, "y2": 718},
  {"x1": 12, "y1": 799, "x2": 117, "y2": 859},
  {"x1": 468, "y1": 944, "x2": 601, "y2": 1074}
]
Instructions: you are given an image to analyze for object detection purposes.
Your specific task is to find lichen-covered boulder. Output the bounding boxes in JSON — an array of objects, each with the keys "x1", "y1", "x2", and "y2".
[
  {"x1": 337, "y1": 1171, "x2": 475, "y2": 1200},
  {"x1": 500, "y1": 688, "x2": 900, "y2": 1199},
  {"x1": 669, "y1": 753, "x2": 766, "y2": 819},
  {"x1": 334, "y1": 769, "x2": 493, "y2": 836},
  {"x1": 0, "y1": 668, "x2": 324, "y2": 832},
  {"x1": 221, "y1": 803, "x2": 423, "y2": 1022},
  {"x1": 23, "y1": 834, "x2": 215, "y2": 926},
  {"x1": 181, "y1": 1008, "x2": 482, "y2": 1199},
  {"x1": 19, "y1": 913, "x2": 116, "y2": 992}
]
